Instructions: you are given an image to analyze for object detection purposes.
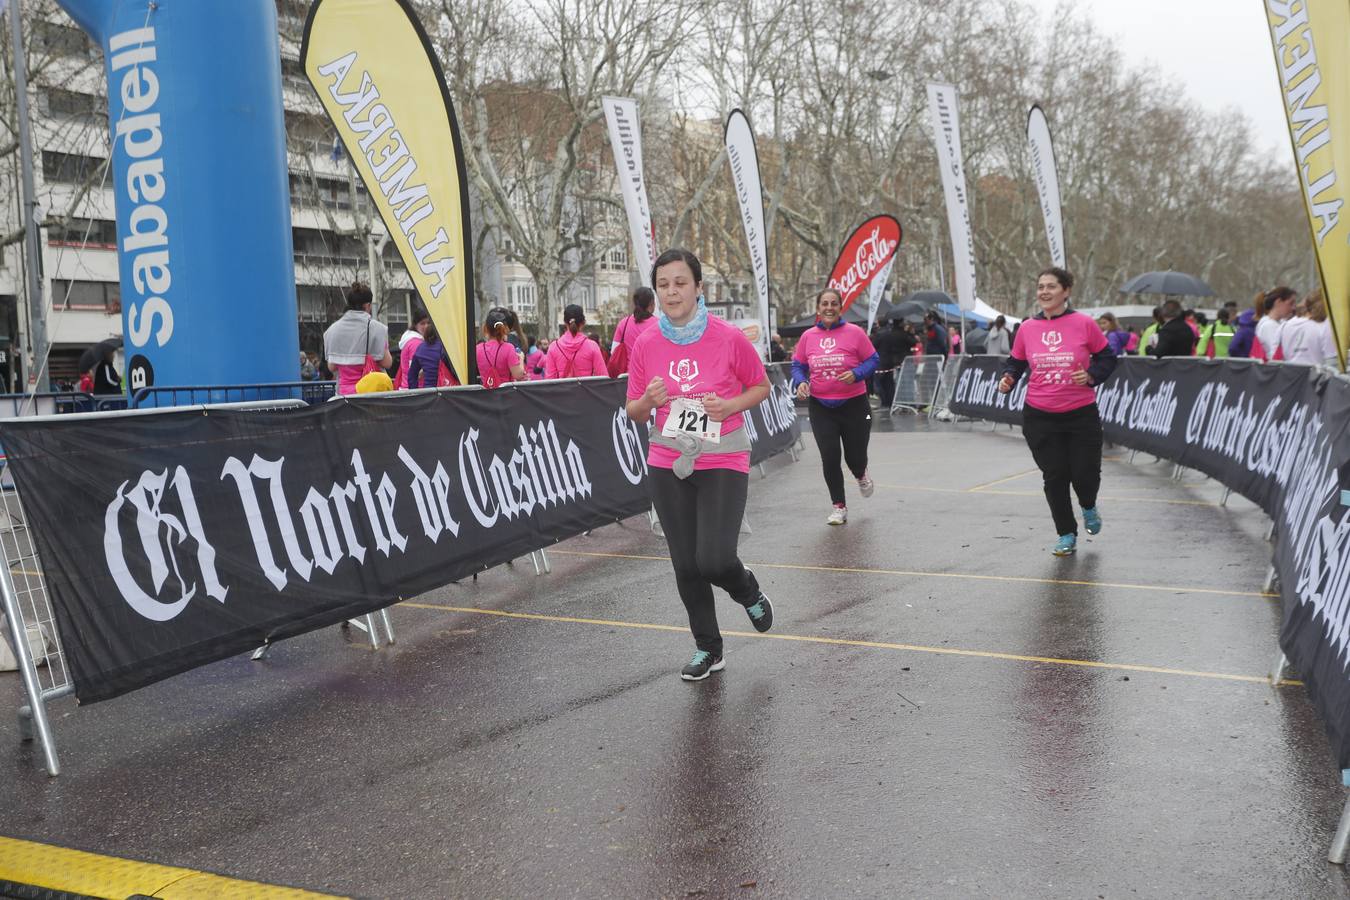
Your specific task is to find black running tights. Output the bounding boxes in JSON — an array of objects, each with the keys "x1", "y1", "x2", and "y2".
[
  {"x1": 808, "y1": 394, "x2": 873, "y2": 505},
  {"x1": 649, "y1": 467, "x2": 757, "y2": 658},
  {"x1": 1020, "y1": 403, "x2": 1104, "y2": 536}
]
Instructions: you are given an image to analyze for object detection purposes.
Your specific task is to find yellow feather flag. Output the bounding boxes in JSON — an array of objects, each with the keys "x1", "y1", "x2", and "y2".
[
  {"x1": 302, "y1": 0, "x2": 476, "y2": 383},
  {"x1": 1265, "y1": 0, "x2": 1349, "y2": 370}
]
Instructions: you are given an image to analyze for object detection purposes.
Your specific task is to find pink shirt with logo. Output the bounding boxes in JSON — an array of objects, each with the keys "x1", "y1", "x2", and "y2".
[
  {"x1": 1010, "y1": 310, "x2": 1108, "y2": 413},
  {"x1": 627, "y1": 316, "x2": 768, "y2": 473},
  {"x1": 792, "y1": 322, "x2": 875, "y2": 402}
]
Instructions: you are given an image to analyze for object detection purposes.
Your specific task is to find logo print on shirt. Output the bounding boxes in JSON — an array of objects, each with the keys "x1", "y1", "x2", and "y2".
[
  {"x1": 670, "y1": 358, "x2": 700, "y2": 393},
  {"x1": 820, "y1": 337, "x2": 837, "y2": 353},
  {"x1": 1041, "y1": 330, "x2": 1063, "y2": 351}
]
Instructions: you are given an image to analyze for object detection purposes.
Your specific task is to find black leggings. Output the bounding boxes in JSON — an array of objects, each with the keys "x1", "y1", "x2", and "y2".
[
  {"x1": 808, "y1": 395, "x2": 873, "y2": 505},
  {"x1": 649, "y1": 467, "x2": 758, "y2": 657},
  {"x1": 1020, "y1": 403, "x2": 1103, "y2": 536}
]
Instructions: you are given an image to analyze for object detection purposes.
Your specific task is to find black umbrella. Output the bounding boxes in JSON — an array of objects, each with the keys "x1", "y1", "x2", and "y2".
[
  {"x1": 78, "y1": 337, "x2": 122, "y2": 373},
  {"x1": 885, "y1": 300, "x2": 930, "y2": 322},
  {"x1": 897, "y1": 290, "x2": 954, "y2": 308},
  {"x1": 1119, "y1": 270, "x2": 1215, "y2": 297}
]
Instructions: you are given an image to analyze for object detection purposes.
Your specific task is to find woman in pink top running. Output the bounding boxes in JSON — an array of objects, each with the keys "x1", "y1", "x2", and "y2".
[
  {"x1": 626, "y1": 248, "x2": 775, "y2": 682},
  {"x1": 790, "y1": 288, "x2": 880, "y2": 525},
  {"x1": 997, "y1": 267, "x2": 1118, "y2": 557},
  {"x1": 476, "y1": 307, "x2": 526, "y2": 389}
]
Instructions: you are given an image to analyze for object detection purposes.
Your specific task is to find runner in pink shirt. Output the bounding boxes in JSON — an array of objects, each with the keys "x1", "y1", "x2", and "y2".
[
  {"x1": 626, "y1": 248, "x2": 775, "y2": 682},
  {"x1": 545, "y1": 305, "x2": 607, "y2": 378},
  {"x1": 476, "y1": 307, "x2": 526, "y2": 389},
  {"x1": 998, "y1": 266, "x2": 1118, "y2": 556},
  {"x1": 790, "y1": 288, "x2": 880, "y2": 525}
]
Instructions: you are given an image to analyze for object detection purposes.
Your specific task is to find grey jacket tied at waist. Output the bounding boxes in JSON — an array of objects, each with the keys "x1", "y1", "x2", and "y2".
[{"x1": 648, "y1": 426, "x2": 752, "y2": 479}]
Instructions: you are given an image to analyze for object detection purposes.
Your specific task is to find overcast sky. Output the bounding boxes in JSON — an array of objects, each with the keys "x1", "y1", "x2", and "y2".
[{"x1": 1025, "y1": 0, "x2": 1293, "y2": 168}]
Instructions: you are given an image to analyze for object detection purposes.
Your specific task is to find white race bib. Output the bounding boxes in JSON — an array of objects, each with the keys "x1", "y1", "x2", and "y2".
[{"x1": 662, "y1": 397, "x2": 722, "y2": 443}]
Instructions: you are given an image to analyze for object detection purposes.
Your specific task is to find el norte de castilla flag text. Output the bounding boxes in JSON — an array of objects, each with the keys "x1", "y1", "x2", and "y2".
[
  {"x1": 302, "y1": 0, "x2": 476, "y2": 382},
  {"x1": 1266, "y1": 0, "x2": 1349, "y2": 369}
]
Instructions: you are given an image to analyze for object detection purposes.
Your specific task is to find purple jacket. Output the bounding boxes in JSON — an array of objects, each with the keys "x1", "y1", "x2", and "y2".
[
  {"x1": 1229, "y1": 309, "x2": 1257, "y2": 358},
  {"x1": 408, "y1": 339, "x2": 449, "y2": 389}
]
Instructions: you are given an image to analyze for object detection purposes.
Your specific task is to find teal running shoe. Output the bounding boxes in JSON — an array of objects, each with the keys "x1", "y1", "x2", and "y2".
[
  {"x1": 680, "y1": 650, "x2": 725, "y2": 681},
  {"x1": 1052, "y1": 534, "x2": 1077, "y2": 557},
  {"x1": 1082, "y1": 507, "x2": 1102, "y2": 535}
]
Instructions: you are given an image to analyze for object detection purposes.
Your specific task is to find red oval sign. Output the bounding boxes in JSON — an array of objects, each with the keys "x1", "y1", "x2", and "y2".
[{"x1": 828, "y1": 215, "x2": 902, "y2": 311}]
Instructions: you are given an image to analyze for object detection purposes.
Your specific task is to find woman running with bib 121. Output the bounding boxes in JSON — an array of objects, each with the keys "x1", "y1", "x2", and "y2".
[
  {"x1": 998, "y1": 267, "x2": 1117, "y2": 557},
  {"x1": 626, "y1": 248, "x2": 775, "y2": 681}
]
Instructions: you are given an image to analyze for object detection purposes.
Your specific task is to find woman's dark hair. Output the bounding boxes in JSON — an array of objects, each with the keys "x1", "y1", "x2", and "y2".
[
  {"x1": 411, "y1": 307, "x2": 431, "y2": 327},
  {"x1": 346, "y1": 281, "x2": 373, "y2": 310},
  {"x1": 651, "y1": 248, "x2": 702, "y2": 287},
  {"x1": 483, "y1": 306, "x2": 513, "y2": 340},
  {"x1": 1217, "y1": 308, "x2": 1230, "y2": 324},
  {"x1": 1037, "y1": 267, "x2": 1074, "y2": 290},
  {"x1": 815, "y1": 288, "x2": 843, "y2": 307},
  {"x1": 632, "y1": 287, "x2": 656, "y2": 322},
  {"x1": 1264, "y1": 286, "x2": 1296, "y2": 312},
  {"x1": 424, "y1": 323, "x2": 441, "y2": 345},
  {"x1": 564, "y1": 303, "x2": 586, "y2": 333}
]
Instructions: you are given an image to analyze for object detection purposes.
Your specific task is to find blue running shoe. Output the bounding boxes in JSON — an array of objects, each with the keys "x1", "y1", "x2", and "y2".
[
  {"x1": 1052, "y1": 534, "x2": 1077, "y2": 557},
  {"x1": 1082, "y1": 507, "x2": 1102, "y2": 535},
  {"x1": 681, "y1": 650, "x2": 725, "y2": 681}
]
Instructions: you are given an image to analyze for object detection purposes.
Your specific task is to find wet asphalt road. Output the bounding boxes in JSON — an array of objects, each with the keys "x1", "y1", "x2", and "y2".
[{"x1": 2, "y1": 412, "x2": 1348, "y2": 898}]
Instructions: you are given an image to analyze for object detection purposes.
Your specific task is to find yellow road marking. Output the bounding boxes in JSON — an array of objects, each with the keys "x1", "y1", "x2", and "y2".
[
  {"x1": 874, "y1": 481, "x2": 1225, "y2": 508},
  {"x1": 548, "y1": 549, "x2": 1278, "y2": 601},
  {"x1": 965, "y1": 467, "x2": 1040, "y2": 492},
  {"x1": 0, "y1": 835, "x2": 342, "y2": 899},
  {"x1": 399, "y1": 602, "x2": 1301, "y2": 688}
]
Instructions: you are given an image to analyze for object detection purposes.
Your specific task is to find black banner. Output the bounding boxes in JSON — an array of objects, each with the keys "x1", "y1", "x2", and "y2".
[
  {"x1": 951, "y1": 355, "x2": 1350, "y2": 768},
  {"x1": 745, "y1": 363, "x2": 802, "y2": 466},
  {"x1": 0, "y1": 381, "x2": 653, "y2": 703}
]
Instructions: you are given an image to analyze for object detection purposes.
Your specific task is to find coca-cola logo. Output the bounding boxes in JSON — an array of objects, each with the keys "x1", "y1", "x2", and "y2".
[{"x1": 828, "y1": 215, "x2": 902, "y2": 310}]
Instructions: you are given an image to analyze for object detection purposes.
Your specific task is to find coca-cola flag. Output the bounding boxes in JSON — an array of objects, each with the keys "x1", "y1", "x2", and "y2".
[{"x1": 828, "y1": 215, "x2": 902, "y2": 314}]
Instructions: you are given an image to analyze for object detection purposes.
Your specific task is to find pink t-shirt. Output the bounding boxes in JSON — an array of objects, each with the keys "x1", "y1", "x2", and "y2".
[
  {"x1": 627, "y1": 316, "x2": 767, "y2": 473},
  {"x1": 1010, "y1": 310, "x2": 1108, "y2": 413},
  {"x1": 476, "y1": 340, "x2": 520, "y2": 389},
  {"x1": 545, "y1": 331, "x2": 607, "y2": 378},
  {"x1": 612, "y1": 314, "x2": 658, "y2": 355},
  {"x1": 792, "y1": 322, "x2": 875, "y2": 402}
]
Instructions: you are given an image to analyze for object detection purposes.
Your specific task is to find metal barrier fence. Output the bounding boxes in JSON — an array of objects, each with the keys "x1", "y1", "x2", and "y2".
[
  {"x1": 131, "y1": 380, "x2": 336, "y2": 408},
  {"x1": 889, "y1": 356, "x2": 946, "y2": 414}
]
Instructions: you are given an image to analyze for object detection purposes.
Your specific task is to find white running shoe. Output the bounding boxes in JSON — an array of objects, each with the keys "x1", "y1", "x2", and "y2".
[
  {"x1": 827, "y1": 505, "x2": 848, "y2": 526},
  {"x1": 857, "y1": 471, "x2": 874, "y2": 498}
]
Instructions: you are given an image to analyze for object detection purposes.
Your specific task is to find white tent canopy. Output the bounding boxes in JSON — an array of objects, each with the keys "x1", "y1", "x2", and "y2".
[{"x1": 973, "y1": 298, "x2": 1020, "y2": 325}]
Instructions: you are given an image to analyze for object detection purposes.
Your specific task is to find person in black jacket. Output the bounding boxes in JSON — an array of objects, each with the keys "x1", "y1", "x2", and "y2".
[
  {"x1": 1150, "y1": 299, "x2": 1196, "y2": 357},
  {"x1": 873, "y1": 320, "x2": 917, "y2": 410}
]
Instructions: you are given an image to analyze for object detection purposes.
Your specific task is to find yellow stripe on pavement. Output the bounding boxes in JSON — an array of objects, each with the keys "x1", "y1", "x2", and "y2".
[
  {"x1": 0, "y1": 836, "x2": 343, "y2": 899},
  {"x1": 399, "y1": 602, "x2": 1302, "y2": 688}
]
